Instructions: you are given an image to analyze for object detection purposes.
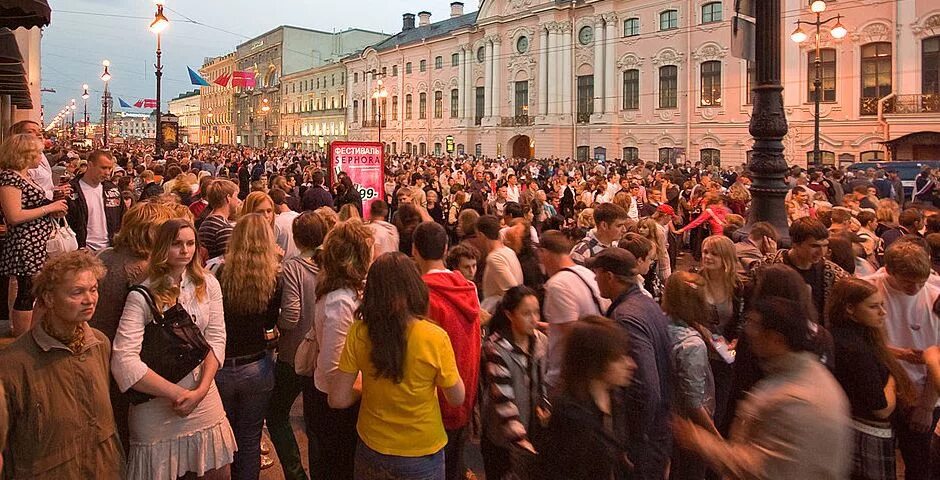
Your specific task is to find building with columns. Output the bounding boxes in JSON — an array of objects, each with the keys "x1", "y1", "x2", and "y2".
[
  {"x1": 344, "y1": 0, "x2": 940, "y2": 167},
  {"x1": 199, "y1": 53, "x2": 236, "y2": 145},
  {"x1": 280, "y1": 61, "x2": 348, "y2": 151},
  {"x1": 168, "y1": 90, "x2": 200, "y2": 144}
]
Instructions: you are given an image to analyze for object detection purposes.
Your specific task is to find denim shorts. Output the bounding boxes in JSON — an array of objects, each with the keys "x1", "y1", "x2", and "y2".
[{"x1": 354, "y1": 440, "x2": 444, "y2": 480}]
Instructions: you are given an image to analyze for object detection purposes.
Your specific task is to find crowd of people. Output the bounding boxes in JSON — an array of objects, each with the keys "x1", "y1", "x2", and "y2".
[{"x1": 2, "y1": 117, "x2": 940, "y2": 480}]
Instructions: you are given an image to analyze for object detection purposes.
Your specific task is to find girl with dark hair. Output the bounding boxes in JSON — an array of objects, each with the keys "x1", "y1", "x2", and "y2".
[
  {"x1": 828, "y1": 277, "x2": 914, "y2": 480},
  {"x1": 329, "y1": 252, "x2": 465, "y2": 479},
  {"x1": 481, "y1": 285, "x2": 548, "y2": 480},
  {"x1": 534, "y1": 316, "x2": 634, "y2": 480}
]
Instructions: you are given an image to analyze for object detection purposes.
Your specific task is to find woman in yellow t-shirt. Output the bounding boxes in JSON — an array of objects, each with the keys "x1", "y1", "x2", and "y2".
[{"x1": 330, "y1": 252, "x2": 465, "y2": 480}]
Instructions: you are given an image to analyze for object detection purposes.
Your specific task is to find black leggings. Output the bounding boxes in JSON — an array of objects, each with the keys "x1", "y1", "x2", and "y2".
[{"x1": 12, "y1": 275, "x2": 34, "y2": 311}]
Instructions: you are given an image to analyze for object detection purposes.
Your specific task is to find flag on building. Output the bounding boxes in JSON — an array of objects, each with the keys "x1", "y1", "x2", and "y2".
[
  {"x1": 213, "y1": 73, "x2": 231, "y2": 87},
  {"x1": 118, "y1": 98, "x2": 133, "y2": 108},
  {"x1": 231, "y1": 70, "x2": 256, "y2": 88},
  {"x1": 134, "y1": 99, "x2": 158, "y2": 109},
  {"x1": 187, "y1": 66, "x2": 211, "y2": 87}
]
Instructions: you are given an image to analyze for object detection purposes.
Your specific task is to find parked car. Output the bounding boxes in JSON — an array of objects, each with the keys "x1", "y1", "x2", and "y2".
[{"x1": 847, "y1": 160, "x2": 940, "y2": 197}]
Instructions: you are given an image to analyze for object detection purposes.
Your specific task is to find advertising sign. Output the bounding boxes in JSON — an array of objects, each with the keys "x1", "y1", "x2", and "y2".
[
  {"x1": 329, "y1": 141, "x2": 385, "y2": 215},
  {"x1": 446, "y1": 135, "x2": 455, "y2": 153}
]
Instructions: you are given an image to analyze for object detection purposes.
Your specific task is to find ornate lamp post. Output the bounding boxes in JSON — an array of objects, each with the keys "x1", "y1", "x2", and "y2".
[
  {"x1": 81, "y1": 84, "x2": 89, "y2": 139},
  {"x1": 69, "y1": 99, "x2": 76, "y2": 138},
  {"x1": 790, "y1": 0, "x2": 847, "y2": 166},
  {"x1": 150, "y1": 0, "x2": 169, "y2": 156},
  {"x1": 100, "y1": 60, "x2": 111, "y2": 147},
  {"x1": 261, "y1": 97, "x2": 270, "y2": 146},
  {"x1": 371, "y1": 78, "x2": 388, "y2": 146}
]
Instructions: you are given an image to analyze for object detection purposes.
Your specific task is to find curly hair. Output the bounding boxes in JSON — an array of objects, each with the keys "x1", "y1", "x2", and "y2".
[
  {"x1": 221, "y1": 213, "x2": 279, "y2": 315},
  {"x1": 315, "y1": 219, "x2": 373, "y2": 300},
  {"x1": 32, "y1": 250, "x2": 106, "y2": 303}
]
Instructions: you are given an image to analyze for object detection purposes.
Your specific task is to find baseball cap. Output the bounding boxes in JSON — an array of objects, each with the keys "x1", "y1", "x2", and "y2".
[
  {"x1": 585, "y1": 247, "x2": 638, "y2": 277},
  {"x1": 657, "y1": 204, "x2": 676, "y2": 216}
]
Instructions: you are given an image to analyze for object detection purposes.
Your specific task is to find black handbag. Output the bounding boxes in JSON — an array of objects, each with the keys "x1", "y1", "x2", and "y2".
[{"x1": 126, "y1": 285, "x2": 212, "y2": 405}]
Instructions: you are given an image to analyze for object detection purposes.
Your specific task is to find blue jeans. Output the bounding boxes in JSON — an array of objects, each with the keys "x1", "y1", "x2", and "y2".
[
  {"x1": 216, "y1": 351, "x2": 276, "y2": 480},
  {"x1": 354, "y1": 440, "x2": 444, "y2": 480}
]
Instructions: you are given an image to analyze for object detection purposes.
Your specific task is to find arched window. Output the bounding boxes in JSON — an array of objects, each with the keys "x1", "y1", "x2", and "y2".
[
  {"x1": 623, "y1": 147, "x2": 639, "y2": 162},
  {"x1": 701, "y1": 148, "x2": 721, "y2": 166},
  {"x1": 660, "y1": 10, "x2": 678, "y2": 31},
  {"x1": 701, "y1": 61, "x2": 721, "y2": 106},
  {"x1": 659, "y1": 66, "x2": 678, "y2": 108},
  {"x1": 659, "y1": 147, "x2": 675, "y2": 164},
  {"x1": 434, "y1": 90, "x2": 443, "y2": 119},
  {"x1": 405, "y1": 94, "x2": 413, "y2": 120},
  {"x1": 419, "y1": 92, "x2": 428, "y2": 119},
  {"x1": 808, "y1": 48, "x2": 837, "y2": 102},
  {"x1": 805, "y1": 150, "x2": 836, "y2": 165},
  {"x1": 860, "y1": 150, "x2": 885, "y2": 162},
  {"x1": 924, "y1": 36, "x2": 940, "y2": 94},
  {"x1": 701, "y1": 2, "x2": 722, "y2": 24}
]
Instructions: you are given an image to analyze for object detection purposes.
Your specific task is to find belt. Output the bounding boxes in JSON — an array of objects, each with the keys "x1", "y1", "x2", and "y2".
[
  {"x1": 850, "y1": 418, "x2": 893, "y2": 439},
  {"x1": 224, "y1": 350, "x2": 266, "y2": 368}
]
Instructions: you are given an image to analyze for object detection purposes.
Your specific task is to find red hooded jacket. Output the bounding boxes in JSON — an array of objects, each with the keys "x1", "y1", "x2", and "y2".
[{"x1": 423, "y1": 270, "x2": 481, "y2": 430}]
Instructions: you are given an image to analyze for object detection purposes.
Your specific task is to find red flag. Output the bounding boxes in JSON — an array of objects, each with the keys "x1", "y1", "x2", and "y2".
[
  {"x1": 135, "y1": 99, "x2": 157, "y2": 109},
  {"x1": 231, "y1": 70, "x2": 256, "y2": 88},
  {"x1": 213, "y1": 73, "x2": 230, "y2": 87},
  {"x1": 134, "y1": 99, "x2": 143, "y2": 108}
]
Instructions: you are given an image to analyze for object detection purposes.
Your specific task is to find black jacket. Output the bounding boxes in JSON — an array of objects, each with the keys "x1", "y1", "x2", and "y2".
[
  {"x1": 535, "y1": 394, "x2": 629, "y2": 480},
  {"x1": 66, "y1": 177, "x2": 125, "y2": 249}
]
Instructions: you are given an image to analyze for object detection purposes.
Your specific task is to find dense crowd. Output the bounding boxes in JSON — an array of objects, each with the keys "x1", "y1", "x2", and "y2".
[{"x1": 2, "y1": 118, "x2": 940, "y2": 480}]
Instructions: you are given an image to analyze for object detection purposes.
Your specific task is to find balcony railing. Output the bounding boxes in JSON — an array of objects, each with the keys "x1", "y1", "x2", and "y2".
[
  {"x1": 862, "y1": 94, "x2": 940, "y2": 116},
  {"x1": 576, "y1": 112, "x2": 592, "y2": 124},
  {"x1": 501, "y1": 115, "x2": 534, "y2": 127},
  {"x1": 360, "y1": 120, "x2": 387, "y2": 128}
]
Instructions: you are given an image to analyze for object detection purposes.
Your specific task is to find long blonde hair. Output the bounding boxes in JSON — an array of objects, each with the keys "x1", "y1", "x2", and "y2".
[
  {"x1": 241, "y1": 191, "x2": 275, "y2": 226},
  {"x1": 221, "y1": 213, "x2": 278, "y2": 315},
  {"x1": 701, "y1": 235, "x2": 738, "y2": 297},
  {"x1": 637, "y1": 217, "x2": 666, "y2": 259},
  {"x1": 147, "y1": 218, "x2": 207, "y2": 309}
]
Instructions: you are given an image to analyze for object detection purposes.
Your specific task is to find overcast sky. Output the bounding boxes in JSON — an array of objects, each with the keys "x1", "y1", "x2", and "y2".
[{"x1": 42, "y1": 0, "x2": 475, "y2": 122}]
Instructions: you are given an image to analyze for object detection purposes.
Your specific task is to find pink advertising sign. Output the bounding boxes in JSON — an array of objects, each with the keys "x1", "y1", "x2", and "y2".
[{"x1": 329, "y1": 141, "x2": 385, "y2": 214}]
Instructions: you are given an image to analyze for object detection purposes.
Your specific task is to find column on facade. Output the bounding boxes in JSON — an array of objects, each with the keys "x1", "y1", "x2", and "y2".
[
  {"x1": 539, "y1": 27, "x2": 549, "y2": 116},
  {"x1": 491, "y1": 37, "x2": 501, "y2": 119},
  {"x1": 562, "y1": 23, "x2": 572, "y2": 115},
  {"x1": 897, "y1": 1, "x2": 917, "y2": 94},
  {"x1": 604, "y1": 15, "x2": 617, "y2": 114},
  {"x1": 464, "y1": 46, "x2": 474, "y2": 121},
  {"x1": 458, "y1": 47, "x2": 466, "y2": 121},
  {"x1": 365, "y1": 72, "x2": 372, "y2": 123},
  {"x1": 593, "y1": 18, "x2": 605, "y2": 115},
  {"x1": 484, "y1": 39, "x2": 494, "y2": 118},
  {"x1": 547, "y1": 26, "x2": 558, "y2": 115}
]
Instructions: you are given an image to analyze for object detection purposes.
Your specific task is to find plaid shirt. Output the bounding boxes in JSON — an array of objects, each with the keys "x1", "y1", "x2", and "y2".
[{"x1": 570, "y1": 230, "x2": 613, "y2": 265}]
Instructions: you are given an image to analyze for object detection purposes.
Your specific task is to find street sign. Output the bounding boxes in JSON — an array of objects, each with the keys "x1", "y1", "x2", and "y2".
[
  {"x1": 330, "y1": 141, "x2": 385, "y2": 215},
  {"x1": 446, "y1": 135, "x2": 455, "y2": 153}
]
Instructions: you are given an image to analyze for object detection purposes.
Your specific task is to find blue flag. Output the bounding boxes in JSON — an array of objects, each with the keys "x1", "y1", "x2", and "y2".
[
  {"x1": 118, "y1": 98, "x2": 132, "y2": 108},
  {"x1": 188, "y1": 66, "x2": 210, "y2": 87}
]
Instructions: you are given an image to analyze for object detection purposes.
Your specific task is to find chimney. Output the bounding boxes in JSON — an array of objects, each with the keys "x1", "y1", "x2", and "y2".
[
  {"x1": 450, "y1": 2, "x2": 465, "y2": 17},
  {"x1": 418, "y1": 11, "x2": 432, "y2": 27},
  {"x1": 402, "y1": 13, "x2": 415, "y2": 31}
]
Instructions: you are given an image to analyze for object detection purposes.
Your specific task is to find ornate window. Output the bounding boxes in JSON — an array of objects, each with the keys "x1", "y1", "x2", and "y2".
[
  {"x1": 624, "y1": 18, "x2": 640, "y2": 37},
  {"x1": 660, "y1": 10, "x2": 678, "y2": 31},
  {"x1": 861, "y1": 42, "x2": 892, "y2": 104},
  {"x1": 701, "y1": 148, "x2": 721, "y2": 166},
  {"x1": 515, "y1": 81, "x2": 529, "y2": 117},
  {"x1": 420, "y1": 60, "x2": 427, "y2": 72},
  {"x1": 391, "y1": 96, "x2": 399, "y2": 121},
  {"x1": 434, "y1": 90, "x2": 443, "y2": 119},
  {"x1": 701, "y1": 61, "x2": 721, "y2": 106},
  {"x1": 419, "y1": 92, "x2": 428, "y2": 119},
  {"x1": 577, "y1": 75, "x2": 594, "y2": 122},
  {"x1": 406, "y1": 62, "x2": 412, "y2": 74},
  {"x1": 405, "y1": 94, "x2": 413, "y2": 120},
  {"x1": 659, "y1": 65, "x2": 678, "y2": 108},
  {"x1": 450, "y1": 89, "x2": 459, "y2": 118},
  {"x1": 623, "y1": 69, "x2": 639, "y2": 110},
  {"x1": 702, "y1": 2, "x2": 722, "y2": 24},
  {"x1": 924, "y1": 36, "x2": 940, "y2": 94},
  {"x1": 623, "y1": 147, "x2": 639, "y2": 162},
  {"x1": 452, "y1": 53, "x2": 460, "y2": 67},
  {"x1": 808, "y1": 48, "x2": 837, "y2": 102}
]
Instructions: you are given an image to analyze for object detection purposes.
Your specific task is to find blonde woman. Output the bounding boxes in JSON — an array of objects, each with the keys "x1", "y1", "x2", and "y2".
[
  {"x1": 698, "y1": 235, "x2": 745, "y2": 434},
  {"x1": 0, "y1": 134, "x2": 68, "y2": 336},
  {"x1": 306, "y1": 219, "x2": 374, "y2": 478},
  {"x1": 216, "y1": 213, "x2": 282, "y2": 479},
  {"x1": 636, "y1": 217, "x2": 671, "y2": 282},
  {"x1": 338, "y1": 202, "x2": 361, "y2": 222},
  {"x1": 112, "y1": 218, "x2": 235, "y2": 480},
  {"x1": 241, "y1": 191, "x2": 275, "y2": 227}
]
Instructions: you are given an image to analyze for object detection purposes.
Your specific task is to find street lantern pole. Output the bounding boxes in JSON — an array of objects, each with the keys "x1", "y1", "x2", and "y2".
[
  {"x1": 82, "y1": 84, "x2": 89, "y2": 140},
  {"x1": 101, "y1": 60, "x2": 111, "y2": 148},
  {"x1": 150, "y1": 0, "x2": 169, "y2": 157}
]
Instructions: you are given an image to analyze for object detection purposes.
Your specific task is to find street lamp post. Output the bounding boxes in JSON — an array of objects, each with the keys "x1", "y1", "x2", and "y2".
[
  {"x1": 261, "y1": 97, "x2": 270, "y2": 146},
  {"x1": 372, "y1": 78, "x2": 387, "y2": 147},
  {"x1": 790, "y1": 0, "x2": 847, "y2": 166},
  {"x1": 101, "y1": 60, "x2": 112, "y2": 147},
  {"x1": 150, "y1": 0, "x2": 169, "y2": 157},
  {"x1": 70, "y1": 99, "x2": 76, "y2": 138},
  {"x1": 82, "y1": 84, "x2": 89, "y2": 140}
]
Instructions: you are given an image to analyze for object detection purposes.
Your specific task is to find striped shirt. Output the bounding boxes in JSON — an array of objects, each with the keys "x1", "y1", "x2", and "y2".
[{"x1": 198, "y1": 214, "x2": 234, "y2": 260}]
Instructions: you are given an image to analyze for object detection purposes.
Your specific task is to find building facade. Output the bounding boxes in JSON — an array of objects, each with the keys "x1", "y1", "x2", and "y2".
[
  {"x1": 344, "y1": 0, "x2": 940, "y2": 167},
  {"x1": 112, "y1": 111, "x2": 156, "y2": 140},
  {"x1": 280, "y1": 61, "x2": 348, "y2": 151},
  {"x1": 233, "y1": 26, "x2": 389, "y2": 147},
  {"x1": 167, "y1": 90, "x2": 200, "y2": 144},
  {"x1": 199, "y1": 52, "x2": 236, "y2": 145}
]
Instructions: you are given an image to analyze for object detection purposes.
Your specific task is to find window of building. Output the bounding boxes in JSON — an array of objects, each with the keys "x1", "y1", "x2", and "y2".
[
  {"x1": 623, "y1": 147, "x2": 639, "y2": 162},
  {"x1": 475, "y1": 87, "x2": 485, "y2": 125},
  {"x1": 659, "y1": 65, "x2": 678, "y2": 108},
  {"x1": 808, "y1": 48, "x2": 837, "y2": 102},
  {"x1": 701, "y1": 61, "x2": 722, "y2": 106},
  {"x1": 701, "y1": 148, "x2": 721, "y2": 166},
  {"x1": 452, "y1": 53, "x2": 460, "y2": 67},
  {"x1": 861, "y1": 42, "x2": 892, "y2": 103},
  {"x1": 353, "y1": 100, "x2": 359, "y2": 123},
  {"x1": 392, "y1": 65, "x2": 398, "y2": 77},
  {"x1": 838, "y1": 153, "x2": 855, "y2": 164},
  {"x1": 745, "y1": 61, "x2": 755, "y2": 105},
  {"x1": 477, "y1": 47, "x2": 485, "y2": 63},
  {"x1": 434, "y1": 90, "x2": 443, "y2": 118},
  {"x1": 332, "y1": 75, "x2": 335, "y2": 86},
  {"x1": 624, "y1": 18, "x2": 640, "y2": 37},
  {"x1": 353, "y1": 73, "x2": 358, "y2": 84},
  {"x1": 577, "y1": 75, "x2": 594, "y2": 122},
  {"x1": 405, "y1": 94, "x2": 413, "y2": 120},
  {"x1": 420, "y1": 60, "x2": 427, "y2": 72},
  {"x1": 702, "y1": 2, "x2": 721, "y2": 24},
  {"x1": 594, "y1": 147, "x2": 607, "y2": 162},
  {"x1": 435, "y1": 56, "x2": 443, "y2": 70},
  {"x1": 475, "y1": 143, "x2": 482, "y2": 157},
  {"x1": 577, "y1": 146, "x2": 590, "y2": 161},
  {"x1": 406, "y1": 62, "x2": 412, "y2": 74},
  {"x1": 924, "y1": 36, "x2": 940, "y2": 94},
  {"x1": 805, "y1": 150, "x2": 836, "y2": 165},
  {"x1": 419, "y1": 92, "x2": 427, "y2": 119},
  {"x1": 659, "y1": 147, "x2": 675, "y2": 163},
  {"x1": 660, "y1": 10, "x2": 678, "y2": 31},
  {"x1": 434, "y1": 143, "x2": 442, "y2": 156},
  {"x1": 419, "y1": 143, "x2": 427, "y2": 156},
  {"x1": 450, "y1": 89, "x2": 459, "y2": 118},
  {"x1": 391, "y1": 96, "x2": 399, "y2": 121},
  {"x1": 623, "y1": 69, "x2": 639, "y2": 110},
  {"x1": 316, "y1": 78, "x2": 320, "y2": 89},
  {"x1": 860, "y1": 150, "x2": 885, "y2": 162},
  {"x1": 515, "y1": 81, "x2": 529, "y2": 117}
]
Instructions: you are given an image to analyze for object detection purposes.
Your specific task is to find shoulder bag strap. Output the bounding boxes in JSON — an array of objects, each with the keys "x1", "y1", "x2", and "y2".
[
  {"x1": 128, "y1": 285, "x2": 164, "y2": 325},
  {"x1": 561, "y1": 267, "x2": 604, "y2": 314}
]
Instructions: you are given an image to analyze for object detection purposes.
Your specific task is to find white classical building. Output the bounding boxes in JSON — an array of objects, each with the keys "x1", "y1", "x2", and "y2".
[{"x1": 344, "y1": 0, "x2": 940, "y2": 167}]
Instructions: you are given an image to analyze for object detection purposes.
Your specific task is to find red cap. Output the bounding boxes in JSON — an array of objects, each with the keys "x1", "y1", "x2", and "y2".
[{"x1": 657, "y1": 204, "x2": 676, "y2": 216}]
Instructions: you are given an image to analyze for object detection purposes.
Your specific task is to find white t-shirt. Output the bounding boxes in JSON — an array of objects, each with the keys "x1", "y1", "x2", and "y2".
[
  {"x1": 275, "y1": 210, "x2": 301, "y2": 262},
  {"x1": 506, "y1": 184, "x2": 521, "y2": 203},
  {"x1": 481, "y1": 245, "x2": 524, "y2": 300},
  {"x1": 28, "y1": 153, "x2": 54, "y2": 200},
  {"x1": 80, "y1": 179, "x2": 109, "y2": 250},
  {"x1": 863, "y1": 269, "x2": 940, "y2": 401},
  {"x1": 543, "y1": 265, "x2": 609, "y2": 386}
]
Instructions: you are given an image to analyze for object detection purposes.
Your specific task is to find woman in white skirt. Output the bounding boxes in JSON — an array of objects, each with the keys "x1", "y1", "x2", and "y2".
[{"x1": 112, "y1": 218, "x2": 237, "y2": 479}]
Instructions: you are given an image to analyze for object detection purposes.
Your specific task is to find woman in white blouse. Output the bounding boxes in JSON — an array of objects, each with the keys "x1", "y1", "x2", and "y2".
[
  {"x1": 112, "y1": 218, "x2": 236, "y2": 480},
  {"x1": 304, "y1": 219, "x2": 373, "y2": 479}
]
